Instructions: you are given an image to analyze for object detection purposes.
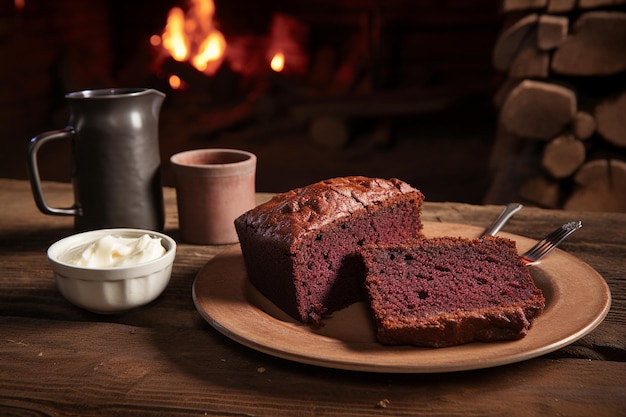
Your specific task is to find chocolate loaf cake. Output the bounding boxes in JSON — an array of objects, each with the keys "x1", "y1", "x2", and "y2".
[
  {"x1": 360, "y1": 236, "x2": 545, "y2": 347},
  {"x1": 234, "y1": 176, "x2": 424, "y2": 324}
]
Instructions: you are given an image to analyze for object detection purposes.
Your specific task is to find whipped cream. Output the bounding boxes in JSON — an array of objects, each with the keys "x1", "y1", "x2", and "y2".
[{"x1": 60, "y1": 234, "x2": 166, "y2": 267}]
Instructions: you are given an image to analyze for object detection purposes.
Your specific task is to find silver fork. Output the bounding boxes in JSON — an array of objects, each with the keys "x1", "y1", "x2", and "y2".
[
  {"x1": 521, "y1": 221, "x2": 583, "y2": 265},
  {"x1": 481, "y1": 203, "x2": 523, "y2": 238}
]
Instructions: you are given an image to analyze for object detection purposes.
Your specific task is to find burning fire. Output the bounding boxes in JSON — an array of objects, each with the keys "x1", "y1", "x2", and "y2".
[
  {"x1": 159, "y1": 0, "x2": 226, "y2": 84},
  {"x1": 154, "y1": 2, "x2": 308, "y2": 90},
  {"x1": 270, "y1": 52, "x2": 285, "y2": 73}
]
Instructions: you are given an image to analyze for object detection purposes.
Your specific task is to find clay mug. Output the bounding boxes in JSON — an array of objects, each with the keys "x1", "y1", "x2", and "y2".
[
  {"x1": 170, "y1": 148, "x2": 256, "y2": 244},
  {"x1": 27, "y1": 88, "x2": 166, "y2": 232}
]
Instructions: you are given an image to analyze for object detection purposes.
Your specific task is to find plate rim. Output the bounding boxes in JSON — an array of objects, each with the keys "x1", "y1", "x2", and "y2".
[{"x1": 192, "y1": 221, "x2": 612, "y2": 373}]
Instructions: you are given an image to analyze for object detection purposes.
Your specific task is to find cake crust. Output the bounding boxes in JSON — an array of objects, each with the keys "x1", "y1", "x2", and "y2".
[{"x1": 238, "y1": 176, "x2": 421, "y2": 243}]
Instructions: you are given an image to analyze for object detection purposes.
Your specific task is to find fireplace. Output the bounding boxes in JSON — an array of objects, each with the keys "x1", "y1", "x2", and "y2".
[{"x1": 0, "y1": 0, "x2": 503, "y2": 203}]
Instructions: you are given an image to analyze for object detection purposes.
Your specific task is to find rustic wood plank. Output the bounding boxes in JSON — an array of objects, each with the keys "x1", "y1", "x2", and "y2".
[
  {"x1": 2, "y1": 317, "x2": 625, "y2": 417},
  {"x1": 2, "y1": 179, "x2": 626, "y2": 416}
]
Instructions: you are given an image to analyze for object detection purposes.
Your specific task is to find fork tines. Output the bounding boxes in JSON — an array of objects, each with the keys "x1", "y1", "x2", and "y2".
[{"x1": 522, "y1": 221, "x2": 583, "y2": 264}]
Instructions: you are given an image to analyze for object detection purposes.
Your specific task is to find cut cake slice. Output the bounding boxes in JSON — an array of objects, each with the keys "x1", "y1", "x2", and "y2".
[{"x1": 360, "y1": 236, "x2": 545, "y2": 348}]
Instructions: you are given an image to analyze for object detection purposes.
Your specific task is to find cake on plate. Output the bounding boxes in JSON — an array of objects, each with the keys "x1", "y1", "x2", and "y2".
[{"x1": 234, "y1": 176, "x2": 425, "y2": 323}]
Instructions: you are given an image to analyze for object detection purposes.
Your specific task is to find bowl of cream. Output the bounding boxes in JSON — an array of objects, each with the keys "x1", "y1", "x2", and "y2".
[{"x1": 47, "y1": 228, "x2": 176, "y2": 313}]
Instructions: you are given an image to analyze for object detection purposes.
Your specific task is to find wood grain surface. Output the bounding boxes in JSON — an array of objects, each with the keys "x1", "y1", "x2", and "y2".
[{"x1": 1, "y1": 179, "x2": 625, "y2": 416}]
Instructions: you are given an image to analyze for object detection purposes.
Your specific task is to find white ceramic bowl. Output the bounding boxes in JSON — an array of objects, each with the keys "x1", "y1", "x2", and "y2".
[{"x1": 47, "y1": 228, "x2": 176, "y2": 314}]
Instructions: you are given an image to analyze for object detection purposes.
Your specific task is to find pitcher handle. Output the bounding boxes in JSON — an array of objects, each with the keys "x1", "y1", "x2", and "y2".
[{"x1": 27, "y1": 128, "x2": 80, "y2": 216}]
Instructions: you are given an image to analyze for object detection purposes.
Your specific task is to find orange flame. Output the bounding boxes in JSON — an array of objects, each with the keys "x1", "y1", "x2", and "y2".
[
  {"x1": 270, "y1": 52, "x2": 285, "y2": 72},
  {"x1": 168, "y1": 75, "x2": 183, "y2": 90},
  {"x1": 160, "y1": 0, "x2": 226, "y2": 76}
]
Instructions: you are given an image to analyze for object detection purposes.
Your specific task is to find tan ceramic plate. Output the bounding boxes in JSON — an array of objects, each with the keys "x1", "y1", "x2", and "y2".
[{"x1": 192, "y1": 222, "x2": 611, "y2": 373}]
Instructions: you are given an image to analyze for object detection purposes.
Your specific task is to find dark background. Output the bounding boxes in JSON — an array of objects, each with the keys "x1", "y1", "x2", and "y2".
[{"x1": 0, "y1": 0, "x2": 503, "y2": 203}]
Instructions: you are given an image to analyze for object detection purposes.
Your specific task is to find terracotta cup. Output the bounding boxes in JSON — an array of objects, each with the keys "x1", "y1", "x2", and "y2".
[{"x1": 170, "y1": 149, "x2": 256, "y2": 245}]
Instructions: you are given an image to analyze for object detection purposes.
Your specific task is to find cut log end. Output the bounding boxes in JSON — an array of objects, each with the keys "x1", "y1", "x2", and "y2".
[
  {"x1": 551, "y1": 11, "x2": 626, "y2": 76},
  {"x1": 537, "y1": 15, "x2": 569, "y2": 50},
  {"x1": 541, "y1": 134, "x2": 586, "y2": 179},
  {"x1": 500, "y1": 80, "x2": 576, "y2": 139},
  {"x1": 595, "y1": 91, "x2": 626, "y2": 148},
  {"x1": 572, "y1": 111, "x2": 596, "y2": 140},
  {"x1": 564, "y1": 159, "x2": 626, "y2": 212}
]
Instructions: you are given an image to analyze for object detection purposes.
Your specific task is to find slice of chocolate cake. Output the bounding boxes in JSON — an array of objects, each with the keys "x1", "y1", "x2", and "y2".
[
  {"x1": 235, "y1": 176, "x2": 424, "y2": 324},
  {"x1": 360, "y1": 236, "x2": 545, "y2": 348}
]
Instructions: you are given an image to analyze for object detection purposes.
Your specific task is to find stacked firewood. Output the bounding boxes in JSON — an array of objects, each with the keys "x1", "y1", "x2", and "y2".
[{"x1": 485, "y1": 0, "x2": 626, "y2": 212}]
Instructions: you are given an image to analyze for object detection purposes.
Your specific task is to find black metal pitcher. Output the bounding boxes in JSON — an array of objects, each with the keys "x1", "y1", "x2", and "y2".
[{"x1": 27, "y1": 88, "x2": 166, "y2": 231}]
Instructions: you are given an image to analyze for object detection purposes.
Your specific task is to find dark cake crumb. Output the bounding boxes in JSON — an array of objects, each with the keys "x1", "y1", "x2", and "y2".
[{"x1": 361, "y1": 236, "x2": 545, "y2": 348}]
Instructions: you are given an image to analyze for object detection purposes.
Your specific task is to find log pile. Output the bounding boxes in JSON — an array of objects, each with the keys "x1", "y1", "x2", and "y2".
[{"x1": 486, "y1": 1, "x2": 626, "y2": 212}]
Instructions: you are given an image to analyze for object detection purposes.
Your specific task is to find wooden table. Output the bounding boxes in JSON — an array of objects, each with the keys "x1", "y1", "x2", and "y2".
[{"x1": 1, "y1": 178, "x2": 624, "y2": 416}]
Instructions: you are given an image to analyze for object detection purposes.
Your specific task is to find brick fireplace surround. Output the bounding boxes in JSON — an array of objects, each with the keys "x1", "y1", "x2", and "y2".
[{"x1": 1, "y1": 0, "x2": 505, "y2": 204}]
